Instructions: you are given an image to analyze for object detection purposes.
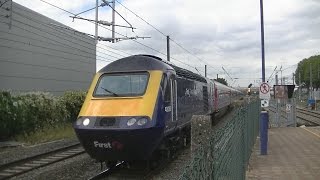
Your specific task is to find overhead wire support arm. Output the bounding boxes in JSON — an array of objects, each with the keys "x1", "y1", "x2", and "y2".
[
  {"x1": 99, "y1": 36, "x2": 151, "y2": 42},
  {"x1": 49, "y1": 23, "x2": 141, "y2": 43},
  {"x1": 69, "y1": 16, "x2": 136, "y2": 29},
  {"x1": 101, "y1": 0, "x2": 134, "y2": 32}
]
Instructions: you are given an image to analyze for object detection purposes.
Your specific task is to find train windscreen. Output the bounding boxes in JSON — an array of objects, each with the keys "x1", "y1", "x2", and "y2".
[{"x1": 94, "y1": 72, "x2": 149, "y2": 97}]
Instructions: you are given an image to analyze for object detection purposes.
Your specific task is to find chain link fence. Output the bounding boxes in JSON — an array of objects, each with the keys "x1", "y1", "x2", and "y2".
[
  {"x1": 268, "y1": 98, "x2": 297, "y2": 127},
  {"x1": 179, "y1": 100, "x2": 260, "y2": 179}
]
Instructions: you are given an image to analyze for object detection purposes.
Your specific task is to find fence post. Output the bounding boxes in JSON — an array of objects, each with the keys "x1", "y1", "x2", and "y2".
[{"x1": 260, "y1": 111, "x2": 268, "y2": 155}]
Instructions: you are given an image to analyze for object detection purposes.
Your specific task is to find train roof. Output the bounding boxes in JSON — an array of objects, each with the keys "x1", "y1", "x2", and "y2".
[
  {"x1": 98, "y1": 55, "x2": 173, "y2": 73},
  {"x1": 99, "y1": 55, "x2": 207, "y2": 83}
]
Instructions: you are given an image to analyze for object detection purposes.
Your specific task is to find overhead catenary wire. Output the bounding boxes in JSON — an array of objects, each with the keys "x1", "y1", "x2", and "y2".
[
  {"x1": 97, "y1": 44, "x2": 133, "y2": 56},
  {"x1": 10, "y1": 6, "x2": 120, "y2": 58},
  {"x1": 0, "y1": 21, "x2": 114, "y2": 64},
  {"x1": 2, "y1": 7, "x2": 122, "y2": 61},
  {"x1": 0, "y1": 20, "x2": 114, "y2": 64},
  {"x1": 73, "y1": 3, "x2": 107, "y2": 17},
  {"x1": 0, "y1": 30, "x2": 96, "y2": 60},
  {"x1": 95, "y1": 22, "x2": 197, "y2": 69},
  {"x1": 114, "y1": 0, "x2": 220, "y2": 72},
  {"x1": 267, "y1": 66, "x2": 277, "y2": 82},
  {"x1": 70, "y1": 16, "x2": 136, "y2": 29},
  {"x1": 0, "y1": 0, "x2": 10, "y2": 8},
  {"x1": 169, "y1": 38, "x2": 220, "y2": 71},
  {"x1": 95, "y1": 24, "x2": 197, "y2": 69},
  {"x1": 39, "y1": 0, "x2": 74, "y2": 15},
  {"x1": 101, "y1": 0, "x2": 134, "y2": 31},
  {"x1": 36, "y1": 0, "x2": 162, "y2": 58},
  {"x1": 0, "y1": 57, "x2": 94, "y2": 74},
  {"x1": 115, "y1": 0, "x2": 165, "y2": 37},
  {"x1": 37, "y1": 0, "x2": 199, "y2": 72}
]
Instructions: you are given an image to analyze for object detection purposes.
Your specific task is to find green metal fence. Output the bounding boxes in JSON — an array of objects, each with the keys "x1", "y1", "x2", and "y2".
[{"x1": 179, "y1": 101, "x2": 260, "y2": 180}]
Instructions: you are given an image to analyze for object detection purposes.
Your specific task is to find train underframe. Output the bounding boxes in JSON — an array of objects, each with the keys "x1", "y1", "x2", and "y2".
[{"x1": 100, "y1": 124, "x2": 192, "y2": 170}]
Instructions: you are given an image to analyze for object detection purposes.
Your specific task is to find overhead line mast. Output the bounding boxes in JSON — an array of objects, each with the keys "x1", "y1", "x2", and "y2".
[{"x1": 111, "y1": 0, "x2": 115, "y2": 43}]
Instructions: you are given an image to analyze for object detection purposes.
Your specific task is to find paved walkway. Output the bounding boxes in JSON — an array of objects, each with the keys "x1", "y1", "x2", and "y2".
[{"x1": 246, "y1": 126, "x2": 320, "y2": 180}]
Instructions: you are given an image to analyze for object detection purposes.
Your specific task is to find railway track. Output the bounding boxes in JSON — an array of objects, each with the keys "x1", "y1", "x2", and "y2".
[
  {"x1": 0, "y1": 143, "x2": 84, "y2": 179},
  {"x1": 88, "y1": 144, "x2": 191, "y2": 180},
  {"x1": 268, "y1": 106, "x2": 320, "y2": 126},
  {"x1": 296, "y1": 107, "x2": 320, "y2": 125}
]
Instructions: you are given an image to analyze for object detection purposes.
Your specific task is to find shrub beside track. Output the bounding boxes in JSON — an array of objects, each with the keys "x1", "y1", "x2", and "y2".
[{"x1": 0, "y1": 91, "x2": 86, "y2": 140}]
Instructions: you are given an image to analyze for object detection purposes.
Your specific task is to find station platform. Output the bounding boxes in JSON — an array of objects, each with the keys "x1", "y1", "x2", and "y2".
[{"x1": 246, "y1": 126, "x2": 320, "y2": 180}]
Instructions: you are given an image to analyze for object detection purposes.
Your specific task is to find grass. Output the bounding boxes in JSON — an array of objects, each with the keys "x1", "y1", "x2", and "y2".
[{"x1": 14, "y1": 123, "x2": 76, "y2": 145}]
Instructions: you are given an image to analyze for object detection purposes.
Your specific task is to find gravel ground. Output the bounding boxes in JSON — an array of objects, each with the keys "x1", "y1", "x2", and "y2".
[
  {"x1": 1, "y1": 104, "x2": 242, "y2": 180},
  {"x1": 0, "y1": 138, "x2": 79, "y2": 166},
  {"x1": 12, "y1": 153, "x2": 100, "y2": 180}
]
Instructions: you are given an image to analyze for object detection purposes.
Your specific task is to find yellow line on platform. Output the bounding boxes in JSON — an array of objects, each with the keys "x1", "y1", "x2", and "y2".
[{"x1": 301, "y1": 127, "x2": 320, "y2": 139}]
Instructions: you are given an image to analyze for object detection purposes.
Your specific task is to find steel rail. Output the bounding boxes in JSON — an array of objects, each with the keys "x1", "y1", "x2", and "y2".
[{"x1": 0, "y1": 143, "x2": 84, "y2": 179}]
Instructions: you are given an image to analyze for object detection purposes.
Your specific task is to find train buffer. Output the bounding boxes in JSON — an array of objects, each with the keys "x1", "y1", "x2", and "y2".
[{"x1": 246, "y1": 126, "x2": 320, "y2": 179}]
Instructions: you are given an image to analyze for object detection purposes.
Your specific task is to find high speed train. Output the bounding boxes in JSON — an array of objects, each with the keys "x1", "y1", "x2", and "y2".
[{"x1": 73, "y1": 54, "x2": 241, "y2": 163}]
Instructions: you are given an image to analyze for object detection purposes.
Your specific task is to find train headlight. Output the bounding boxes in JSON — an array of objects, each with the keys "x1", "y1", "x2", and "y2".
[
  {"x1": 127, "y1": 118, "x2": 136, "y2": 126},
  {"x1": 137, "y1": 118, "x2": 148, "y2": 126},
  {"x1": 83, "y1": 118, "x2": 90, "y2": 126}
]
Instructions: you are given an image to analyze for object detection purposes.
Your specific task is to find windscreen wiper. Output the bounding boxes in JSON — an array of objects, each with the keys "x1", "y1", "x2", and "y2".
[{"x1": 101, "y1": 87, "x2": 119, "y2": 96}]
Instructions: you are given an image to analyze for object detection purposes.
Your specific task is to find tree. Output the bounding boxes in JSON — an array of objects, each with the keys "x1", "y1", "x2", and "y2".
[
  {"x1": 214, "y1": 78, "x2": 228, "y2": 86},
  {"x1": 295, "y1": 55, "x2": 320, "y2": 91}
]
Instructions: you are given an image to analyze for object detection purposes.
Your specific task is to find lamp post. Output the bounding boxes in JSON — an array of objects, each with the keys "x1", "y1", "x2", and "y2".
[
  {"x1": 260, "y1": 0, "x2": 268, "y2": 155},
  {"x1": 260, "y1": 0, "x2": 265, "y2": 83}
]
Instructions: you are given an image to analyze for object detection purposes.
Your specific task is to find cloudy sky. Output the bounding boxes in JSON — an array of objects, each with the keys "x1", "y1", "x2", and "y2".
[{"x1": 14, "y1": 0, "x2": 320, "y2": 87}]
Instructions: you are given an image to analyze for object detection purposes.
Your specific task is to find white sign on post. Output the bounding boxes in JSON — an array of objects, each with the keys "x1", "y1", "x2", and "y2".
[
  {"x1": 261, "y1": 99, "x2": 269, "y2": 107},
  {"x1": 286, "y1": 104, "x2": 291, "y2": 113},
  {"x1": 259, "y1": 82, "x2": 270, "y2": 100}
]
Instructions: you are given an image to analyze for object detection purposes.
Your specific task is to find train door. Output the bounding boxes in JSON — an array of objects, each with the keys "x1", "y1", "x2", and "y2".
[
  {"x1": 214, "y1": 83, "x2": 218, "y2": 112},
  {"x1": 210, "y1": 82, "x2": 214, "y2": 113},
  {"x1": 171, "y1": 77, "x2": 177, "y2": 123},
  {"x1": 203, "y1": 86, "x2": 208, "y2": 113},
  {"x1": 163, "y1": 73, "x2": 177, "y2": 134}
]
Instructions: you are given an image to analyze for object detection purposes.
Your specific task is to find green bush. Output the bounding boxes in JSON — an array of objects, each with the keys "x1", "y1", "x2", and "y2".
[
  {"x1": 60, "y1": 91, "x2": 87, "y2": 123},
  {"x1": 0, "y1": 91, "x2": 86, "y2": 140}
]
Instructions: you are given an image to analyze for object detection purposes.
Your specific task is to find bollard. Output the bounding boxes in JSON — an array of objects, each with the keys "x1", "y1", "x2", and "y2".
[{"x1": 260, "y1": 111, "x2": 268, "y2": 155}]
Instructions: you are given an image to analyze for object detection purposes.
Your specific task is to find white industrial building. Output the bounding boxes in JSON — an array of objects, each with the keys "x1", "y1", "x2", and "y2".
[{"x1": 0, "y1": 1, "x2": 96, "y2": 95}]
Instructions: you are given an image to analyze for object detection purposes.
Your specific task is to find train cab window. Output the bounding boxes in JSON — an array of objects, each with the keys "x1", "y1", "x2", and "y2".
[{"x1": 94, "y1": 72, "x2": 149, "y2": 97}]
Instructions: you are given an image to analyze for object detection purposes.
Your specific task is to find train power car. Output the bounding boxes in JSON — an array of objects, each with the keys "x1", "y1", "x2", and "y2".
[{"x1": 73, "y1": 55, "x2": 240, "y2": 164}]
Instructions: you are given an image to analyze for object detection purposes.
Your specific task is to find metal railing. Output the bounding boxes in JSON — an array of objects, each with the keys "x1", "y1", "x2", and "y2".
[{"x1": 179, "y1": 101, "x2": 260, "y2": 179}]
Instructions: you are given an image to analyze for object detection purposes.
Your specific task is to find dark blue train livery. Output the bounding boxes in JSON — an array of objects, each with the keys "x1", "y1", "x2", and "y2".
[{"x1": 73, "y1": 55, "x2": 241, "y2": 163}]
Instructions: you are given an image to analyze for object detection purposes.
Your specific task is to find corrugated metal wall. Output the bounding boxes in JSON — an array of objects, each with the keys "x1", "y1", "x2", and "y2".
[{"x1": 0, "y1": 1, "x2": 96, "y2": 95}]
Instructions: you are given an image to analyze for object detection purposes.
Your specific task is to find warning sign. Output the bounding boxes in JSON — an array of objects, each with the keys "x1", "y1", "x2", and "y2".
[
  {"x1": 261, "y1": 99, "x2": 269, "y2": 107},
  {"x1": 259, "y1": 82, "x2": 270, "y2": 100}
]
